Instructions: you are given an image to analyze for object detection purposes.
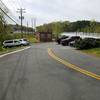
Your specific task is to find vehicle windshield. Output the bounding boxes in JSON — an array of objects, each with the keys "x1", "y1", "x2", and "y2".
[
  {"x1": 0, "y1": 0, "x2": 100, "y2": 100},
  {"x1": 4, "y1": 40, "x2": 13, "y2": 43}
]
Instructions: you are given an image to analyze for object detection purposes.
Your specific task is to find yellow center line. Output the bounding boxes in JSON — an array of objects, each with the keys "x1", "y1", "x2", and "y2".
[{"x1": 48, "y1": 48, "x2": 100, "y2": 80}]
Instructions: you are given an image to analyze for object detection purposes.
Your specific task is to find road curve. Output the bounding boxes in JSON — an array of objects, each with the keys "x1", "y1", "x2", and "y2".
[{"x1": 0, "y1": 43, "x2": 100, "y2": 100}]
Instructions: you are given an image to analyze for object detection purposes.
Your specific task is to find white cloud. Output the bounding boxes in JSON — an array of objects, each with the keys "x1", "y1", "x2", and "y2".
[{"x1": 2, "y1": 0, "x2": 100, "y2": 26}]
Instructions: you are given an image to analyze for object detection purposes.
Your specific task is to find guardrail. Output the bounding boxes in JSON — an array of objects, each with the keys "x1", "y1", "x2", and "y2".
[{"x1": 62, "y1": 32, "x2": 100, "y2": 39}]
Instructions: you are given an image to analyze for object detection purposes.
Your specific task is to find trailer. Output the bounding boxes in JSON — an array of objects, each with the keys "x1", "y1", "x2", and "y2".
[{"x1": 35, "y1": 32, "x2": 52, "y2": 42}]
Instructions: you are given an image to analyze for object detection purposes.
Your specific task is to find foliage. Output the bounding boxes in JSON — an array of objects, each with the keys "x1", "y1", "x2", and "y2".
[
  {"x1": 11, "y1": 24, "x2": 34, "y2": 33},
  {"x1": 0, "y1": 14, "x2": 5, "y2": 34},
  {"x1": 36, "y1": 20, "x2": 100, "y2": 38},
  {"x1": 82, "y1": 48, "x2": 100, "y2": 57},
  {"x1": 75, "y1": 38, "x2": 100, "y2": 50}
]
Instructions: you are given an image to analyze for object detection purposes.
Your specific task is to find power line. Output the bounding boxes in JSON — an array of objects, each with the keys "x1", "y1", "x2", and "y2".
[
  {"x1": 0, "y1": 6, "x2": 18, "y2": 24},
  {"x1": 8, "y1": 0, "x2": 20, "y2": 11},
  {"x1": 4, "y1": 0, "x2": 20, "y2": 24},
  {"x1": 0, "y1": 0, "x2": 20, "y2": 25},
  {"x1": 0, "y1": 0, "x2": 26, "y2": 27},
  {"x1": 0, "y1": 0, "x2": 9, "y2": 13}
]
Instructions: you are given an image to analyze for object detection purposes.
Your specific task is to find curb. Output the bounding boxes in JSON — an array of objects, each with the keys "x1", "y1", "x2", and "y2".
[{"x1": 0, "y1": 46, "x2": 30, "y2": 58}]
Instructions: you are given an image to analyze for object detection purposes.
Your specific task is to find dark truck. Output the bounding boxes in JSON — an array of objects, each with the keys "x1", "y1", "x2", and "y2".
[
  {"x1": 56, "y1": 35, "x2": 69, "y2": 44},
  {"x1": 61, "y1": 36, "x2": 81, "y2": 46}
]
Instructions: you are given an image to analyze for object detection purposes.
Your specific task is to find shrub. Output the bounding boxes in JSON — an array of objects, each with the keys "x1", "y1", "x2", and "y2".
[
  {"x1": 75, "y1": 38, "x2": 100, "y2": 50},
  {"x1": 0, "y1": 34, "x2": 14, "y2": 43},
  {"x1": 0, "y1": 42, "x2": 3, "y2": 51}
]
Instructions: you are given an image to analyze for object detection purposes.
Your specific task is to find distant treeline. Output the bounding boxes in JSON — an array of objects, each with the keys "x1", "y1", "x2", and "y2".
[
  {"x1": 10, "y1": 24, "x2": 34, "y2": 33},
  {"x1": 36, "y1": 20, "x2": 100, "y2": 37}
]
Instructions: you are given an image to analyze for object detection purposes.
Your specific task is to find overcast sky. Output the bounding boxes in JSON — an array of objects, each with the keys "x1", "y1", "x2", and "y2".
[{"x1": 2, "y1": 0, "x2": 100, "y2": 26}]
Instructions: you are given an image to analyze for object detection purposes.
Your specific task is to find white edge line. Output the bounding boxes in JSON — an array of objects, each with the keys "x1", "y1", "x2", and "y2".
[{"x1": 0, "y1": 46, "x2": 31, "y2": 58}]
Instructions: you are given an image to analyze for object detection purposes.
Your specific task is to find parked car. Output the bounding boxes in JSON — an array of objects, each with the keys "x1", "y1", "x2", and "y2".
[
  {"x1": 69, "y1": 41, "x2": 76, "y2": 47},
  {"x1": 19, "y1": 38, "x2": 30, "y2": 46},
  {"x1": 3, "y1": 39, "x2": 21, "y2": 47},
  {"x1": 61, "y1": 36, "x2": 81, "y2": 46},
  {"x1": 56, "y1": 35, "x2": 69, "y2": 44},
  {"x1": 96, "y1": 38, "x2": 100, "y2": 42}
]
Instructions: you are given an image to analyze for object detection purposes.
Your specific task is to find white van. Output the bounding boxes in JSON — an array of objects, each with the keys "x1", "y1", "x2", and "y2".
[{"x1": 3, "y1": 39, "x2": 21, "y2": 47}]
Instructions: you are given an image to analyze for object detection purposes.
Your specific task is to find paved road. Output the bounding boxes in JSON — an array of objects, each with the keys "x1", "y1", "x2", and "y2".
[{"x1": 0, "y1": 43, "x2": 100, "y2": 100}]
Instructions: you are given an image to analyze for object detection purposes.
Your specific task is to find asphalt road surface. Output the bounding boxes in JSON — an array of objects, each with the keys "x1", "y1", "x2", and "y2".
[{"x1": 0, "y1": 43, "x2": 100, "y2": 100}]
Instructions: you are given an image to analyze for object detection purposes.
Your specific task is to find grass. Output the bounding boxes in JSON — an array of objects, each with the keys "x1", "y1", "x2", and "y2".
[
  {"x1": 82, "y1": 48, "x2": 100, "y2": 57},
  {"x1": 0, "y1": 46, "x2": 27, "y2": 55},
  {"x1": 26, "y1": 36, "x2": 39, "y2": 44}
]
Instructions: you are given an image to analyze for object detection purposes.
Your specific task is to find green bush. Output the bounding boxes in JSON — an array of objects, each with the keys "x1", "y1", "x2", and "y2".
[
  {"x1": 75, "y1": 38, "x2": 100, "y2": 50},
  {"x1": 0, "y1": 42, "x2": 3, "y2": 51},
  {"x1": 0, "y1": 34, "x2": 14, "y2": 43}
]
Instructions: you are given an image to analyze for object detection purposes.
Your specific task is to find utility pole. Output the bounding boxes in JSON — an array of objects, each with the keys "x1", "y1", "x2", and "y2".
[
  {"x1": 27, "y1": 21, "x2": 29, "y2": 34},
  {"x1": 17, "y1": 8, "x2": 25, "y2": 34},
  {"x1": 31, "y1": 18, "x2": 34, "y2": 33},
  {"x1": 34, "y1": 18, "x2": 36, "y2": 32}
]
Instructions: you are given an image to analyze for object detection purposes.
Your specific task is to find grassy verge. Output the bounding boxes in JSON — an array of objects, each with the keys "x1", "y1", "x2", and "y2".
[
  {"x1": 0, "y1": 46, "x2": 27, "y2": 55},
  {"x1": 0, "y1": 33, "x2": 39, "y2": 55},
  {"x1": 82, "y1": 48, "x2": 100, "y2": 57},
  {"x1": 0, "y1": 39, "x2": 38, "y2": 55},
  {"x1": 26, "y1": 36, "x2": 39, "y2": 44}
]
